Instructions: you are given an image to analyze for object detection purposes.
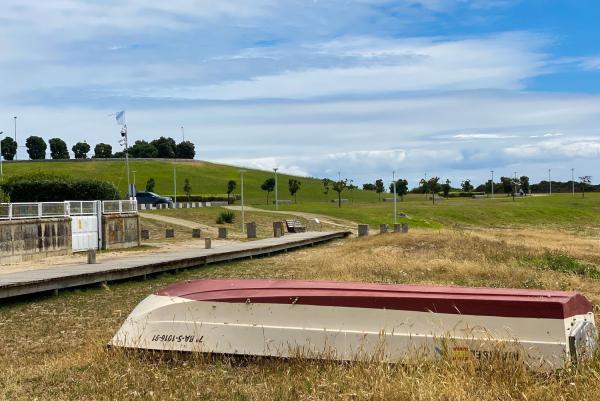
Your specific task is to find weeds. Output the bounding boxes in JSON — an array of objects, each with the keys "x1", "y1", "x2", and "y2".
[
  {"x1": 522, "y1": 251, "x2": 600, "y2": 279},
  {"x1": 1, "y1": 228, "x2": 600, "y2": 400},
  {"x1": 216, "y1": 210, "x2": 236, "y2": 224}
]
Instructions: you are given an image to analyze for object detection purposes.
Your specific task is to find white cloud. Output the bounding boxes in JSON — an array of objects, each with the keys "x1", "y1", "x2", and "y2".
[
  {"x1": 505, "y1": 137, "x2": 600, "y2": 159},
  {"x1": 453, "y1": 133, "x2": 518, "y2": 139},
  {"x1": 149, "y1": 32, "x2": 547, "y2": 100}
]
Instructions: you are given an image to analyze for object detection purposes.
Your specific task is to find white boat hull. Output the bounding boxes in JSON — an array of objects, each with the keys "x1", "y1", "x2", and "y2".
[{"x1": 111, "y1": 291, "x2": 597, "y2": 371}]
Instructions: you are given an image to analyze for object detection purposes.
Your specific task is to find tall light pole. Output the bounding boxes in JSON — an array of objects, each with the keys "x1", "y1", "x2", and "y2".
[
  {"x1": 571, "y1": 168, "x2": 575, "y2": 196},
  {"x1": 240, "y1": 169, "x2": 246, "y2": 232},
  {"x1": 548, "y1": 168, "x2": 552, "y2": 195},
  {"x1": 13, "y1": 116, "x2": 17, "y2": 160},
  {"x1": 392, "y1": 170, "x2": 397, "y2": 225},
  {"x1": 0, "y1": 131, "x2": 3, "y2": 177},
  {"x1": 120, "y1": 125, "x2": 131, "y2": 197},
  {"x1": 490, "y1": 170, "x2": 494, "y2": 197},
  {"x1": 173, "y1": 163, "x2": 177, "y2": 203},
  {"x1": 273, "y1": 167, "x2": 279, "y2": 210},
  {"x1": 181, "y1": 126, "x2": 185, "y2": 141}
]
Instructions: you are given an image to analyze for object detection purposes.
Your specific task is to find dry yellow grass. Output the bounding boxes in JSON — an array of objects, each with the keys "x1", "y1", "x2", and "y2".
[{"x1": 1, "y1": 228, "x2": 600, "y2": 400}]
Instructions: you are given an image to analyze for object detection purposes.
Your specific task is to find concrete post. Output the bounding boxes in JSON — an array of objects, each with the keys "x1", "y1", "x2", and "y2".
[
  {"x1": 402, "y1": 223, "x2": 409, "y2": 233},
  {"x1": 205, "y1": 238, "x2": 211, "y2": 249},
  {"x1": 393, "y1": 224, "x2": 401, "y2": 233},
  {"x1": 380, "y1": 224, "x2": 388, "y2": 234},
  {"x1": 166, "y1": 228, "x2": 174, "y2": 238},
  {"x1": 246, "y1": 222, "x2": 257, "y2": 239},
  {"x1": 141, "y1": 229, "x2": 150, "y2": 240},
  {"x1": 87, "y1": 248, "x2": 96, "y2": 264},
  {"x1": 358, "y1": 224, "x2": 369, "y2": 237},
  {"x1": 273, "y1": 221, "x2": 284, "y2": 238},
  {"x1": 192, "y1": 228, "x2": 201, "y2": 238},
  {"x1": 218, "y1": 227, "x2": 227, "y2": 239}
]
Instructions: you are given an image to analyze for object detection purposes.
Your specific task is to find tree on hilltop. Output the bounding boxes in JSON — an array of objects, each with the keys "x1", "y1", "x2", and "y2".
[
  {"x1": 94, "y1": 143, "x2": 112, "y2": 158},
  {"x1": 72, "y1": 142, "x2": 90, "y2": 159},
  {"x1": 151, "y1": 137, "x2": 176, "y2": 158},
  {"x1": 1, "y1": 137, "x2": 17, "y2": 160},
  {"x1": 176, "y1": 141, "x2": 195, "y2": 159},
  {"x1": 25, "y1": 136, "x2": 47, "y2": 160},
  {"x1": 49, "y1": 138, "x2": 69, "y2": 159}
]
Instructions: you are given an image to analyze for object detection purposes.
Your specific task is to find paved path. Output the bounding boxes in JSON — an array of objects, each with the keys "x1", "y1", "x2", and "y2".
[
  {"x1": 140, "y1": 212, "x2": 217, "y2": 234},
  {"x1": 224, "y1": 206, "x2": 357, "y2": 230},
  {"x1": 0, "y1": 231, "x2": 351, "y2": 300}
]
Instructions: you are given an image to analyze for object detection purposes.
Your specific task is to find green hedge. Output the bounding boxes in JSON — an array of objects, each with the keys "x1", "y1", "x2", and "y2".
[{"x1": 1, "y1": 173, "x2": 120, "y2": 202}]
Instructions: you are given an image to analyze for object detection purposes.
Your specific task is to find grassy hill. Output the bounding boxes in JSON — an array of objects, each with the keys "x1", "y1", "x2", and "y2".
[{"x1": 0, "y1": 159, "x2": 380, "y2": 204}]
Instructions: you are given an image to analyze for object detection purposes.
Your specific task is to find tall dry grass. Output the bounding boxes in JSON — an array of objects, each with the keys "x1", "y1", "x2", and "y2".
[{"x1": 1, "y1": 228, "x2": 600, "y2": 400}]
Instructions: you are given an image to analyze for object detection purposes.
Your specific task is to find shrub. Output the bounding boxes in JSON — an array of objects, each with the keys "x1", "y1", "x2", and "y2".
[
  {"x1": 216, "y1": 211, "x2": 235, "y2": 224},
  {"x1": 0, "y1": 173, "x2": 120, "y2": 202}
]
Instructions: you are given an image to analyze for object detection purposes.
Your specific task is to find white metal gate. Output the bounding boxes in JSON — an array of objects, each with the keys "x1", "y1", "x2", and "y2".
[
  {"x1": 69, "y1": 201, "x2": 99, "y2": 252},
  {"x1": 71, "y1": 215, "x2": 99, "y2": 251}
]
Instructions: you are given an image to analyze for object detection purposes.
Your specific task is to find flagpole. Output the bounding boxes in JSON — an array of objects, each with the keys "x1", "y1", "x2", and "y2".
[{"x1": 124, "y1": 125, "x2": 131, "y2": 198}]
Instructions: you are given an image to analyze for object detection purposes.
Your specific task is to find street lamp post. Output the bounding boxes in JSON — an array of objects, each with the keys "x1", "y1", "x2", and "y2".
[
  {"x1": 274, "y1": 168, "x2": 279, "y2": 210},
  {"x1": 13, "y1": 116, "x2": 17, "y2": 160},
  {"x1": 181, "y1": 126, "x2": 185, "y2": 142},
  {"x1": 0, "y1": 131, "x2": 3, "y2": 177},
  {"x1": 491, "y1": 170, "x2": 494, "y2": 197},
  {"x1": 571, "y1": 168, "x2": 575, "y2": 196},
  {"x1": 240, "y1": 170, "x2": 246, "y2": 232},
  {"x1": 548, "y1": 168, "x2": 552, "y2": 195},
  {"x1": 120, "y1": 125, "x2": 131, "y2": 197},
  {"x1": 173, "y1": 163, "x2": 177, "y2": 204},
  {"x1": 392, "y1": 171, "x2": 397, "y2": 225}
]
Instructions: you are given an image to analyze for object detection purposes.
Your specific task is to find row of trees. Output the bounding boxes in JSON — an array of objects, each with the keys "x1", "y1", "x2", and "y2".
[
  {"x1": 0, "y1": 136, "x2": 195, "y2": 160},
  {"x1": 142, "y1": 177, "x2": 304, "y2": 204}
]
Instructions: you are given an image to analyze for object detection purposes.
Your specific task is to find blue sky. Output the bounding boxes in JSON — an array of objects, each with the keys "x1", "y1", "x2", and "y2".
[{"x1": 1, "y1": 0, "x2": 599, "y2": 186}]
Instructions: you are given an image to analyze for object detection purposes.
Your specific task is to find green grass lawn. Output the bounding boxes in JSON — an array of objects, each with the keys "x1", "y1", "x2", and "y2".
[
  {"x1": 257, "y1": 193, "x2": 600, "y2": 229},
  {"x1": 1, "y1": 159, "x2": 380, "y2": 204}
]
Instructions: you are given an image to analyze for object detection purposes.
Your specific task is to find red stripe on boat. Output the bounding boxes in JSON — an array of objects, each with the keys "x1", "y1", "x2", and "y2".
[{"x1": 156, "y1": 279, "x2": 593, "y2": 319}]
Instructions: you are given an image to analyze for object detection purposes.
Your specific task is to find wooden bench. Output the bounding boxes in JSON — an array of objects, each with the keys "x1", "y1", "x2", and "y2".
[{"x1": 285, "y1": 219, "x2": 306, "y2": 233}]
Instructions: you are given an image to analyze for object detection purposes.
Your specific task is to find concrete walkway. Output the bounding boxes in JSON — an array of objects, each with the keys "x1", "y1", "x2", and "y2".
[
  {"x1": 140, "y1": 212, "x2": 218, "y2": 234},
  {"x1": 224, "y1": 206, "x2": 357, "y2": 230},
  {"x1": 0, "y1": 231, "x2": 351, "y2": 300}
]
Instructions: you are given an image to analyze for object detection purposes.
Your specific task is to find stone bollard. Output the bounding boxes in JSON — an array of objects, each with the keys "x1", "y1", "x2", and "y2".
[
  {"x1": 192, "y1": 228, "x2": 201, "y2": 238},
  {"x1": 166, "y1": 228, "x2": 174, "y2": 238},
  {"x1": 358, "y1": 224, "x2": 369, "y2": 237},
  {"x1": 205, "y1": 238, "x2": 212, "y2": 249},
  {"x1": 393, "y1": 224, "x2": 402, "y2": 233},
  {"x1": 141, "y1": 229, "x2": 150, "y2": 240},
  {"x1": 380, "y1": 224, "x2": 388, "y2": 234},
  {"x1": 402, "y1": 223, "x2": 409, "y2": 233},
  {"x1": 87, "y1": 248, "x2": 96, "y2": 264},
  {"x1": 218, "y1": 227, "x2": 228, "y2": 239},
  {"x1": 246, "y1": 222, "x2": 257, "y2": 239},
  {"x1": 273, "y1": 221, "x2": 284, "y2": 238}
]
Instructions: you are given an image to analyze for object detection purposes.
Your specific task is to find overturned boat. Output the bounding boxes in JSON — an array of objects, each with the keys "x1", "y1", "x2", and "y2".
[{"x1": 111, "y1": 279, "x2": 597, "y2": 370}]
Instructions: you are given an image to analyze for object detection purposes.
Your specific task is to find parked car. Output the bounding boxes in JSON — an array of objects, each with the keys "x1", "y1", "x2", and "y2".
[{"x1": 135, "y1": 192, "x2": 173, "y2": 206}]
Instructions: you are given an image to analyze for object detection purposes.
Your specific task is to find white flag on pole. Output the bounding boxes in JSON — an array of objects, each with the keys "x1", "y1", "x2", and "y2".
[{"x1": 115, "y1": 110, "x2": 126, "y2": 126}]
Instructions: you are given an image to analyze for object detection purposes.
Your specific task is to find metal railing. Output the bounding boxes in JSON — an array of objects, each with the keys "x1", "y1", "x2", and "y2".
[
  {"x1": 101, "y1": 200, "x2": 138, "y2": 214},
  {"x1": 0, "y1": 200, "x2": 137, "y2": 220},
  {"x1": 68, "y1": 201, "x2": 98, "y2": 216}
]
